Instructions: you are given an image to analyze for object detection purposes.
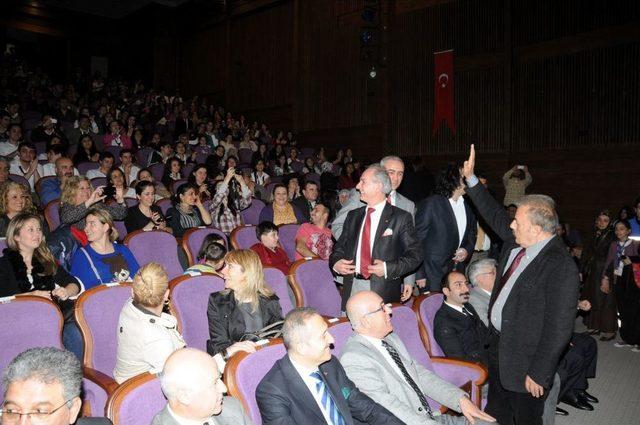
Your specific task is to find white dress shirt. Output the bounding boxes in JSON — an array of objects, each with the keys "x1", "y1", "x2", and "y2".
[
  {"x1": 10, "y1": 160, "x2": 44, "y2": 191},
  {"x1": 86, "y1": 168, "x2": 107, "y2": 180},
  {"x1": 443, "y1": 301, "x2": 465, "y2": 315},
  {"x1": 448, "y1": 196, "x2": 467, "y2": 247},
  {"x1": 354, "y1": 200, "x2": 387, "y2": 277},
  {"x1": 289, "y1": 356, "x2": 334, "y2": 425}
]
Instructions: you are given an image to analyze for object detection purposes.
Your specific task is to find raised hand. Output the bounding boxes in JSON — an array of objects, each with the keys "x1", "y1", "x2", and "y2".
[{"x1": 462, "y1": 144, "x2": 476, "y2": 180}]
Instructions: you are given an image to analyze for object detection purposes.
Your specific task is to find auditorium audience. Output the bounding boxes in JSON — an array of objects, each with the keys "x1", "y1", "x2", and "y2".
[
  {"x1": 206, "y1": 249, "x2": 282, "y2": 358},
  {"x1": 118, "y1": 149, "x2": 140, "y2": 187},
  {"x1": 294, "y1": 204, "x2": 333, "y2": 260},
  {"x1": 581, "y1": 210, "x2": 617, "y2": 338},
  {"x1": 0, "y1": 123, "x2": 22, "y2": 158},
  {"x1": 208, "y1": 167, "x2": 252, "y2": 235},
  {"x1": 187, "y1": 164, "x2": 212, "y2": 201},
  {"x1": 69, "y1": 207, "x2": 139, "y2": 288},
  {"x1": 113, "y1": 263, "x2": 185, "y2": 383},
  {"x1": 259, "y1": 184, "x2": 304, "y2": 225},
  {"x1": 251, "y1": 221, "x2": 291, "y2": 275},
  {"x1": 152, "y1": 348, "x2": 251, "y2": 425},
  {"x1": 0, "y1": 181, "x2": 36, "y2": 237},
  {"x1": 183, "y1": 233, "x2": 227, "y2": 276},
  {"x1": 106, "y1": 167, "x2": 135, "y2": 198},
  {"x1": 72, "y1": 134, "x2": 100, "y2": 164},
  {"x1": 124, "y1": 181, "x2": 170, "y2": 233},
  {"x1": 161, "y1": 157, "x2": 183, "y2": 191},
  {"x1": 103, "y1": 120, "x2": 132, "y2": 149},
  {"x1": 86, "y1": 152, "x2": 115, "y2": 180},
  {"x1": 166, "y1": 183, "x2": 212, "y2": 238},
  {"x1": 291, "y1": 180, "x2": 319, "y2": 222},
  {"x1": 10, "y1": 142, "x2": 42, "y2": 191},
  {"x1": 502, "y1": 164, "x2": 532, "y2": 206},
  {"x1": 136, "y1": 167, "x2": 171, "y2": 199},
  {"x1": 256, "y1": 307, "x2": 405, "y2": 425},
  {"x1": 342, "y1": 291, "x2": 496, "y2": 425}
]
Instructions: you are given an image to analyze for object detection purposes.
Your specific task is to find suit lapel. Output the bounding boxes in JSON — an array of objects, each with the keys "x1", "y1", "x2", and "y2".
[
  {"x1": 352, "y1": 334, "x2": 399, "y2": 379},
  {"x1": 319, "y1": 361, "x2": 352, "y2": 424},
  {"x1": 443, "y1": 197, "x2": 460, "y2": 248},
  {"x1": 280, "y1": 356, "x2": 328, "y2": 423},
  {"x1": 372, "y1": 203, "x2": 394, "y2": 257}
]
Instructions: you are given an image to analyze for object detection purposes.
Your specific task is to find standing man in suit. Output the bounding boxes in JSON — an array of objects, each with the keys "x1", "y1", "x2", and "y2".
[
  {"x1": 415, "y1": 163, "x2": 477, "y2": 292},
  {"x1": 329, "y1": 164, "x2": 421, "y2": 309},
  {"x1": 291, "y1": 180, "x2": 319, "y2": 223},
  {"x1": 152, "y1": 348, "x2": 251, "y2": 425},
  {"x1": 434, "y1": 271, "x2": 490, "y2": 366},
  {"x1": 256, "y1": 307, "x2": 404, "y2": 425},
  {"x1": 467, "y1": 258, "x2": 498, "y2": 327},
  {"x1": 341, "y1": 291, "x2": 496, "y2": 425},
  {"x1": 462, "y1": 145, "x2": 580, "y2": 425},
  {"x1": 1, "y1": 347, "x2": 113, "y2": 425}
]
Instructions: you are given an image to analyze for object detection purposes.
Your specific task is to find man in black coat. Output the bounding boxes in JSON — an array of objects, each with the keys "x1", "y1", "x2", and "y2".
[
  {"x1": 434, "y1": 271, "x2": 489, "y2": 366},
  {"x1": 256, "y1": 307, "x2": 404, "y2": 425},
  {"x1": 329, "y1": 164, "x2": 422, "y2": 310},
  {"x1": 415, "y1": 163, "x2": 477, "y2": 292},
  {"x1": 291, "y1": 180, "x2": 319, "y2": 223},
  {"x1": 462, "y1": 145, "x2": 580, "y2": 425}
]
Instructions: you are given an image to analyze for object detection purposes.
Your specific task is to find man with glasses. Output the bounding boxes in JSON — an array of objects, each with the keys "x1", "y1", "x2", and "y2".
[
  {"x1": 341, "y1": 291, "x2": 496, "y2": 425},
  {"x1": 434, "y1": 271, "x2": 490, "y2": 366},
  {"x1": 467, "y1": 258, "x2": 498, "y2": 327},
  {"x1": 1, "y1": 347, "x2": 111, "y2": 425}
]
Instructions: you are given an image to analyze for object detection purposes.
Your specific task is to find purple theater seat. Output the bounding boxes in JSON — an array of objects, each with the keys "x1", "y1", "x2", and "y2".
[
  {"x1": 149, "y1": 163, "x2": 164, "y2": 182},
  {"x1": 77, "y1": 161, "x2": 100, "y2": 176},
  {"x1": 225, "y1": 341, "x2": 287, "y2": 425},
  {"x1": 136, "y1": 147, "x2": 153, "y2": 167},
  {"x1": 414, "y1": 293, "x2": 445, "y2": 356},
  {"x1": 304, "y1": 172, "x2": 321, "y2": 187},
  {"x1": 181, "y1": 227, "x2": 228, "y2": 266},
  {"x1": 123, "y1": 197, "x2": 138, "y2": 208},
  {"x1": 90, "y1": 177, "x2": 107, "y2": 188},
  {"x1": 289, "y1": 259, "x2": 341, "y2": 317},
  {"x1": 277, "y1": 224, "x2": 299, "y2": 262},
  {"x1": 0, "y1": 296, "x2": 63, "y2": 400},
  {"x1": 44, "y1": 199, "x2": 61, "y2": 231},
  {"x1": 106, "y1": 373, "x2": 165, "y2": 425},
  {"x1": 106, "y1": 146, "x2": 122, "y2": 164},
  {"x1": 156, "y1": 198, "x2": 172, "y2": 216},
  {"x1": 290, "y1": 161, "x2": 304, "y2": 173},
  {"x1": 171, "y1": 178, "x2": 188, "y2": 194},
  {"x1": 263, "y1": 267, "x2": 295, "y2": 315},
  {"x1": 113, "y1": 221, "x2": 128, "y2": 242},
  {"x1": 124, "y1": 230, "x2": 183, "y2": 279},
  {"x1": 0, "y1": 238, "x2": 7, "y2": 254},
  {"x1": 327, "y1": 319, "x2": 353, "y2": 357},
  {"x1": 240, "y1": 199, "x2": 265, "y2": 226},
  {"x1": 182, "y1": 163, "x2": 195, "y2": 177},
  {"x1": 238, "y1": 148, "x2": 253, "y2": 165},
  {"x1": 8, "y1": 174, "x2": 29, "y2": 187},
  {"x1": 230, "y1": 225, "x2": 258, "y2": 250},
  {"x1": 169, "y1": 274, "x2": 225, "y2": 350},
  {"x1": 391, "y1": 304, "x2": 486, "y2": 408}
]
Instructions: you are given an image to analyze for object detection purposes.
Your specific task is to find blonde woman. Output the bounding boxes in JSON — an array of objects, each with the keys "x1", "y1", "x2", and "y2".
[
  {"x1": 206, "y1": 249, "x2": 282, "y2": 359},
  {"x1": 113, "y1": 263, "x2": 186, "y2": 383},
  {"x1": 0, "y1": 181, "x2": 37, "y2": 237},
  {"x1": 69, "y1": 207, "x2": 139, "y2": 289},
  {"x1": 59, "y1": 176, "x2": 127, "y2": 230}
]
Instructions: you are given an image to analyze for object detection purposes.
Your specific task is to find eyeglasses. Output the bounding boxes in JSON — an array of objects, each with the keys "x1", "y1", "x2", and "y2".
[
  {"x1": 363, "y1": 302, "x2": 391, "y2": 317},
  {"x1": 0, "y1": 398, "x2": 72, "y2": 424}
]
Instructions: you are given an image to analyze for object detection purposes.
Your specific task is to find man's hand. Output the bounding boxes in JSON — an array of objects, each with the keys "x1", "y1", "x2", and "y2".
[
  {"x1": 367, "y1": 259, "x2": 385, "y2": 277},
  {"x1": 401, "y1": 285, "x2": 412, "y2": 302},
  {"x1": 462, "y1": 144, "x2": 476, "y2": 180},
  {"x1": 525, "y1": 375, "x2": 544, "y2": 398},
  {"x1": 334, "y1": 259, "x2": 356, "y2": 275},
  {"x1": 600, "y1": 277, "x2": 610, "y2": 294},
  {"x1": 453, "y1": 248, "x2": 468, "y2": 263},
  {"x1": 578, "y1": 299, "x2": 591, "y2": 311},
  {"x1": 226, "y1": 341, "x2": 257, "y2": 357},
  {"x1": 459, "y1": 396, "x2": 496, "y2": 424}
]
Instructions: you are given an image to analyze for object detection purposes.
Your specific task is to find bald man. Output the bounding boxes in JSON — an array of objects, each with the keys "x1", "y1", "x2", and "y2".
[
  {"x1": 40, "y1": 157, "x2": 75, "y2": 206},
  {"x1": 340, "y1": 291, "x2": 496, "y2": 425},
  {"x1": 152, "y1": 348, "x2": 251, "y2": 425}
]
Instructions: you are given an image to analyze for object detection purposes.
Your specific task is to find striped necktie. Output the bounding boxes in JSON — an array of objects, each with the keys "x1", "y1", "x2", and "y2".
[{"x1": 309, "y1": 371, "x2": 345, "y2": 425}]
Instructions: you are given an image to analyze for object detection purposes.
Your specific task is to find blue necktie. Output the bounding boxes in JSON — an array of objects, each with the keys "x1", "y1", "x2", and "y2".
[{"x1": 309, "y1": 371, "x2": 345, "y2": 425}]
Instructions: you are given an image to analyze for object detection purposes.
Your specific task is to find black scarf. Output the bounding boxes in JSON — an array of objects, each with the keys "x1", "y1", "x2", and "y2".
[{"x1": 4, "y1": 249, "x2": 54, "y2": 293}]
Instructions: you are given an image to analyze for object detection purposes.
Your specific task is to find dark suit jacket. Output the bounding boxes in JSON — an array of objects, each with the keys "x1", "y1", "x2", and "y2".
[
  {"x1": 256, "y1": 355, "x2": 403, "y2": 425},
  {"x1": 291, "y1": 196, "x2": 313, "y2": 223},
  {"x1": 329, "y1": 203, "x2": 422, "y2": 310},
  {"x1": 466, "y1": 182, "x2": 579, "y2": 392},
  {"x1": 206, "y1": 290, "x2": 283, "y2": 356},
  {"x1": 75, "y1": 418, "x2": 113, "y2": 425},
  {"x1": 433, "y1": 302, "x2": 489, "y2": 366},
  {"x1": 415, "y1": 194, "x2": 477, "y2": 291}
]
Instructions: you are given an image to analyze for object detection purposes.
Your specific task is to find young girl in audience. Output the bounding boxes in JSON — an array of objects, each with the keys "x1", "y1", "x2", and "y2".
[
  {"x1": 124, "y1": 181, "x2": 170, "y2": 233},
  {"x1": 72, "y1": 135, "x2": 100, "y2": 164},
  {"x1": 0, "y1": 181, "x2": 37, "y2": 237},
  {"x1": 161, "y1": 158, "x2": 183, "y2": 192},
  {"x1": 339, "y1": 162, "x2": 357, "y2": 190},
  {"x1": 70, "y1": 207, "x2": 140, "y2": 289},
  {"x1": 166, "y1": 183, "x2": 212, "y2": 238},
  {"x1": 273, "y1": 153, "x2": 291, "y2": 176},
  {"x1": 113, "y1": 262, "x2": 185, "y2": 383},
  {"x1": 287, "y1": 176, "x2": 301, "y2": 200},
  {"x1": 187, "y1": 164, "x2": 212, "y2": 202},
  {"x1": 251, "y1": 143, "x2": 269, "y2": 166},
  {"x1": 107, "y1": 167, "x2": 136, "y2": 198},
  {"x1": 251, "y1": 159, "x2": 270, "y2": 187},
  {"x1": 208, "y1": 167, "x2": 252, "y2": 235},
  {"x1": 302, "y1": 157, "x2": 321, "y2": 174},
  {"x1": 183, "y1": 233, "x2": 227, "y2": 276},
  {"x1": 136, "y1": 168, "x2": 171, "y2": 200}
]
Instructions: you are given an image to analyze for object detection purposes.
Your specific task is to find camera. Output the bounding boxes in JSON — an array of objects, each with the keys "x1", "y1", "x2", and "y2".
[{"x1": 102, "y1": 185, "x2": 116, "y2": 198}]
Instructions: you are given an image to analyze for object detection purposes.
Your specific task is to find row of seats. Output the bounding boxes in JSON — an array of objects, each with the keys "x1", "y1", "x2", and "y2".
[{"x1": 0, "y1": 290, "x2": 483, "y2": 425}]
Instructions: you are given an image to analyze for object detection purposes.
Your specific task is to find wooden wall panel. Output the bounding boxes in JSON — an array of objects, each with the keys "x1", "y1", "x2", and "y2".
[{"x1": 180, "y1": 25, "x2": 227, "y2": 98}]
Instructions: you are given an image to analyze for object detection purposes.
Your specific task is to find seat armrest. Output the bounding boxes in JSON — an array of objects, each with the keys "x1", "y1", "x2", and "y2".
[{"x1": 431, "y1": 357, "x2": 488, "y2": 407}]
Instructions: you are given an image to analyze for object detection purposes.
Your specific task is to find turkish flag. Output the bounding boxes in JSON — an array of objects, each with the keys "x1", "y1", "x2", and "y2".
[{"x1": 432, "y1": 50, "x2": 455, "y2": 136}]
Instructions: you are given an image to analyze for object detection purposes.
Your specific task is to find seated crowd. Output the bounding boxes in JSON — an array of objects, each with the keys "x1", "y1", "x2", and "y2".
[{"x1": 2, "y1": 55, "x2": 637, "y2": 425}]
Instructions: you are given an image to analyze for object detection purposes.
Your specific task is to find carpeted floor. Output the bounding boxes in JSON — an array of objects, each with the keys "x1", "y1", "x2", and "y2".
[{"x1": 556, "y1": 321, "x2": 640, "y2": 425}]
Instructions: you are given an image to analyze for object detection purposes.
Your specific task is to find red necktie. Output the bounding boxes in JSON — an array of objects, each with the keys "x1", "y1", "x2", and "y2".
[
  {"x1": 499, "y1": 248, "x2": 526, "y2": 288},
  {"x1": 359, "y1": 207, "x2": 375, "y2": 278}
]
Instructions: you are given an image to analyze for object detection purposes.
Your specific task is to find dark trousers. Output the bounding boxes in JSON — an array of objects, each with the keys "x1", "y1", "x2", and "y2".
[
  {"x1": 557, "y1": 332, "x2": 598, "y2": 399},
  {"x1": 486, "y1": 332, "x2": 548, "y2": 425}
]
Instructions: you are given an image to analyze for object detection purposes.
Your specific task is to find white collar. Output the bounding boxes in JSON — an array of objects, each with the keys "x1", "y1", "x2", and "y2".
[
  {"x1": 361, "y1": 334, "x2": 384, "y2": 348},
  {"x1": 366, "y1": 199, "x2": 387, "y2": 213},
  {"x1": 444, "y1": 301, "x2": 465, "y2": 314},
  {"x1": 480, "y1": 287, "x2": 492, "y2": 296},
  {"x1": 289, "y1": 354, "x2": 320, "y2": 379},
  {"x1": 449, "y1": 196, "x2": 465, "y2": 207},
  {"x1": 167, "y1": 404, "x2": 213, "y2": 425}
]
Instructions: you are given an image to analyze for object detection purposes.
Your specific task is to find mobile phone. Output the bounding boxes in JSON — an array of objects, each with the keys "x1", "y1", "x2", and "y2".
[
  {"x1": 102, "y1": 185, "x2": 116, "y2": 198},
  {"x1": 517, "y1": 165, "x2": 525, "y2": 170}
]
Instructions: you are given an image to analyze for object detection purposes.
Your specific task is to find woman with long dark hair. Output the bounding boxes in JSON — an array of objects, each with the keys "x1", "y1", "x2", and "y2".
[
  {"x1": 208, "y1": 167, "x2": 252, "y2": 235},
  {"x1": 187, "y1": 164, "x2": 212, "y2": 201},
  {"x1": 161, "y1": 157, "x2": 183, "y2": 192}
]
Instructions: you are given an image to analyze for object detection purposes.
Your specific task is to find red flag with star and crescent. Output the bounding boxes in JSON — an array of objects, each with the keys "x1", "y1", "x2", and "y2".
[{"x1": 432, "y1": 49, "x2": 455, "y2": 136}]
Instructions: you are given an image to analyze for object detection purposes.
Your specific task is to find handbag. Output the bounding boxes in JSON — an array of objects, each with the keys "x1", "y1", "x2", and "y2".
[{"x1": 240, "y1": 320, "x2": 285, "y2": 342}]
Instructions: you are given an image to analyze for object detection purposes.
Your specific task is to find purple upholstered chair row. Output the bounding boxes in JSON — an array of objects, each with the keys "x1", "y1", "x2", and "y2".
[
  {"x1": 289, "y1": 259, "x2": 341, "y2": 318},
  {"x1": 231, "y1": 225, "x2": 259, "y2": 250},
  {"x1": 106, "y1": 373, "x2": 165, "y2": 425},
  {"x1": 263, "y1": 267, "x2": 295, "y2": 315},
  {"x1": 240, "y1": 199, "x2": 265, "y2": 226},
  {"x1": 277, "y1": 223, "x2": 299, "y2": 262},
  {"x1": 181, "y1": 227, "x2": 228, "y2": 266},
  {"x1": 414, "y1": 293, "x2": 445, "y2": 357},
  {"x1": 123, "y1": 229, "x2": 183, "y2": 280}
]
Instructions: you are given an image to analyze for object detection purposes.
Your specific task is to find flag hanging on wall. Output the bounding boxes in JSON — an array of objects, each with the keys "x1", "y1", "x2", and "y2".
[{"x1": 432, "y1": 49, "x2": 455, "y2": 136}]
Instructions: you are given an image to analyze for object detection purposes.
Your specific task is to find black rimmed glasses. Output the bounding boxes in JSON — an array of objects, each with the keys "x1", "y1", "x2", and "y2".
[
  {"x1": 363, "y1": 302, "x2": 392, "y2": 317},
  {"x1": 0, "y1": 398, "x2": 72, "y2": 424}
]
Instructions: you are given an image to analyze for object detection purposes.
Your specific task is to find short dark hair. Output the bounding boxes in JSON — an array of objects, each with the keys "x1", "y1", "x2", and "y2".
[
  {"x1": 119, "y1": 148, "x2": 133, "y2": 157},
  {"x1": 256, "y1": 221, "x2": 278, "y2": 240},
  {"x1": 197, "y1": 235, "x2": 227, "y2": 261},
  {"x1": 434, "y1": 163, "x2": 463, "y2": 199},
  {"x1": 616, "y1": 219, "x2": 631, "y2": 231},
  {"x1": 46, "y1": 144, "x2": 65, "y2": 155},
  {"x1": 135, "y1": 180, "x2": 154, "y2": 195},
  {"x1": 271, "y1": 183, "x2": 287, "y2": 196},
  {"x1": 303, "y1": 180, "x2": 318, "y2": 190},
  {"x1": 18, "y1": 141, "x2": 36, "y2": 151},
  {"x1": 99, "y1": 151, "x2": 115, "y2": 162}
]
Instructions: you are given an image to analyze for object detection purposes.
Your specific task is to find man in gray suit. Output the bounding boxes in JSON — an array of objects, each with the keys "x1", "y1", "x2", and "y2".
[
  {"x1": 467, "y1": 258, "x2": 497, "y2": 327},
  {"x1": 152, "y1": 348, "x2": 251, "y2": 425},
  {"x1": 340, "y1": 291, "x2": 496, "y2": 425},
  {"x1": 332, "y1": 155, "x2": 417, "y2": 301}
]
